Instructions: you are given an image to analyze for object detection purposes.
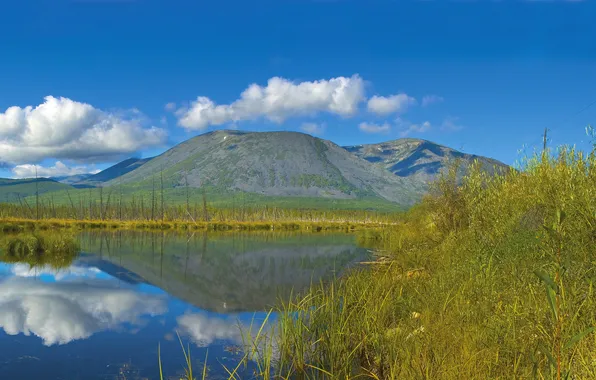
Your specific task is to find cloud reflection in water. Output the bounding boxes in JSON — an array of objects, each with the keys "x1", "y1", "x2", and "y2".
[{"x1": 0, "y1": 277, "x2": 167, "y2": 346}]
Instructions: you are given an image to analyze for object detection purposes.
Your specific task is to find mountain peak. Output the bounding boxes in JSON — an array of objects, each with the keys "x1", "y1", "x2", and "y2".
[
  {"x1": 47, "y1": 131, "x2": 507, "y2": 207},
  {"x1": 104, "y1": 130, "x2": 421, "y2": 205},
  {"x1": 346, "y1": 138, "x2": 507, "y2": 182}
]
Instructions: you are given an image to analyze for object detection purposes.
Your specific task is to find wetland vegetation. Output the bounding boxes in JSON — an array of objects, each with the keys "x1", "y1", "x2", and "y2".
[
  {"x1": 233, "y1": 144, "x2": 596, "y2": 379},
  {"x1": 0, "y1": 143, "x2": 594, "y2": 379}
]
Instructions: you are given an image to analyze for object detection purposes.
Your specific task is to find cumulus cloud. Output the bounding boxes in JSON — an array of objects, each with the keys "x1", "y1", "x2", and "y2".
[
  {"x1": 0, "y1": 277, "x2": 166, "y2": 346},
  {"x1": 177, "y1": 313, "x2": 242, "y2": 347},
  {"x1": 174, "y1": 75, "x2": 365, "y2": 130},
  {"x1": 164, "y1": 102, "x2": 177, "y2": 112},
  {"x1": 367, "y1": 93, "x2": 416, "y2": 116},
  {"x1": 11, "y1": 161, "x2": 100, "y2": 179},
  {"x1": 300, "y1": 122, "x2": 326, "y2": 135},
  {"x1": 421, "y1": 95, "x2": 444, "y2": 107},
  {"x1": 359, "y1": 122, "x2": 391, "y2": 134},
  {"x1": 0, "y1": 96, "x2": 167, "y2": 165}
]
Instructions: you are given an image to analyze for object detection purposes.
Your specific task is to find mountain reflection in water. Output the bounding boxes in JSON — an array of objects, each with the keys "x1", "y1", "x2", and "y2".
[{"x1": 0, "y1": 230, "x2": 367, "y2": 380}]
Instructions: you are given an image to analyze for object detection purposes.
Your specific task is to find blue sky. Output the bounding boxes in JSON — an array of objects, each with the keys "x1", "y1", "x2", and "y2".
[{"x1": 1, "y1": 0, "x2": 595, "y2": 178}]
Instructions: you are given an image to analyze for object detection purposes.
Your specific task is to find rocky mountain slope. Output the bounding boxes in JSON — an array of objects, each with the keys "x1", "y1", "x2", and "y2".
[
  {"x1": 104, "y1": 130, "x2": 425, "y2": 205},
  {"x1": 344, "y1": 138, "x2": 508, "y2": 187},
  {"x1": 11, "y1": 132, "x2": 508, "y2": 208}
]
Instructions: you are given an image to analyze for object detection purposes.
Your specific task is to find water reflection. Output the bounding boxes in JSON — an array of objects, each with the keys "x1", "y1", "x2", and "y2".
[
  {"x1": 0, "y1": 230, "x2": 366, "y2": 379},
  {"x1": 78, "y1": 231, "x2": 366, "y2": 312},
  {"x1": 0, "y1": 277, "x2": 166, "y2": 346},
  {"x1": 177, "y1": 312, "x2": 243, "y2": 347}
]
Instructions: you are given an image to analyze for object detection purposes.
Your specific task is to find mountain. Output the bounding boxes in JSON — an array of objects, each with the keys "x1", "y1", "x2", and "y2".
[
  {"x1": 104, "y1": 130, "x2": 425, "y2": 205},
  {"x1": 4, "y1": 132, "x2": 508, "y2": 209},
  {"x1": 74, "y1": 157, "x2": 152, "y2": 187},
  {"x1": 51, "y1": 173, "x2": 93, "y2": 186},
  {"x1": 344, "y1": 138, "x2": 509, "y2": 187},
  {"x1": 0, "y1": 178, "x2": 74, "y2": 202}
]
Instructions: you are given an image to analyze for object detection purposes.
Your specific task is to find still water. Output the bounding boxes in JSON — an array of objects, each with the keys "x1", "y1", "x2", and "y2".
[{"x1": 0, "y1": 231, "x2": 368, "y2": 379}]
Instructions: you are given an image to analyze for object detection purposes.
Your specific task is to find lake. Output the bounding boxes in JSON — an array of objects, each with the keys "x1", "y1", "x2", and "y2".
[{"x1": 0, "y1": 230, "x2": 368, "y2": 379}]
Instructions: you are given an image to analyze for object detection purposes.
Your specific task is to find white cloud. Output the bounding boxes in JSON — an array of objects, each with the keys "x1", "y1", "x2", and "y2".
[
  {"x1": 164, "y1": 102, "x2": 177, "y2": 112},
  {"x1": 0, "y1": 278, "x2": 166, "y2": 346},
  {"x1": 367, "y1": 93, "x2": 416, "y2": 116},
  {"x1": 174, "y1": 75, "x2": 365, "y2": 130},
  {"x1": 177, "y1": 313, "x2": 242, "y2": 347},
  {"x1": 300, "y1": 122, "x2": 326, "y2": 135},
  {"x1": 359, "y1": 122, "x2": 391, "y2": 134},
  {"x1": 358, "y1": 118, "x2": 435, "y2": 137},
  {"x1": 11, "y1": 264, "x2": 101, "y2": 281},
  {"x1": 0, "y1": 96, "x2": 167, "y2": 165},
  {"x1": 11, "y1": 161, "x2": 100, "y2": 179},
  {"x1": 421, "y1": 95, "x2": 444, "y2": 107}
]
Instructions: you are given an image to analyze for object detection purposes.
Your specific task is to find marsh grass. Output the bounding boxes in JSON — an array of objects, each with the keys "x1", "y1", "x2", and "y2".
[
  {"x1": 0, "y1": 218, "x2": 394, "y2": 234},
  {"x1": 235, "y1": 144, "x2": 596, "y2": 379},
  {"x1": 0, "y1": 233, "x2": 80, "y2": 268}
]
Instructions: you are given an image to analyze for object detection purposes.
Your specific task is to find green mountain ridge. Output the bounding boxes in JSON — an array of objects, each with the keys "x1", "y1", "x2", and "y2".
[{"x1": 0, "y1": 178, "x2": 74, "y2": 202}]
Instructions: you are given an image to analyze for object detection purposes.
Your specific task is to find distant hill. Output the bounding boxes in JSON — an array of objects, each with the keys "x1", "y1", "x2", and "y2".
[
  {"x1": 51, "y1": 173, "x2": 93, "y2": 186},
  {"x1": 344, "y1": 138, "x2": 509, "y2": 188},
  {"x1": 0, "y1": 178, "x2": 74, "y2": 202},
  {"x1": 74, "y1": 157, "x2": 152, "y2": 187},
  {"x1": 103, "y1": 130, "x2": 424, "y2": 205}
]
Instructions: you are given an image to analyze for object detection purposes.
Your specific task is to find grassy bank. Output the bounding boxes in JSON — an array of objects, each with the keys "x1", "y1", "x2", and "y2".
[
  {"x1": 0, "y1": 217, "x2": 397, "y2": 233},
  {"x1": 237, "y1": 145, "x2": 596, "y2": 379},
  {"x1": 0, "y1": 193, "x2": 402, "y2": 232}
]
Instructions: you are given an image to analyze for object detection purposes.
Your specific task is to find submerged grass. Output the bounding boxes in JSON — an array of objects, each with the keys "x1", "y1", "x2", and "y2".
[{"x1": 232, "y1": 144, "x2": 596, "y2": 379}]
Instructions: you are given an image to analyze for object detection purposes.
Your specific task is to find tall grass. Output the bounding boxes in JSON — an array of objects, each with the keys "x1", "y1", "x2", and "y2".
[
  {"x1": 0, "y1": 233, "x2": 80, "y2": 268},
  {"x1": 243, "y1": 144, "x2": 596, "y2": 379}
]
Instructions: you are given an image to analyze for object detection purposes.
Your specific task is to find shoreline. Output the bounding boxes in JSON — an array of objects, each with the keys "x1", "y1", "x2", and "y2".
[{"x1": 0, "y1": 217, "x2": 396, "y2": 233}]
